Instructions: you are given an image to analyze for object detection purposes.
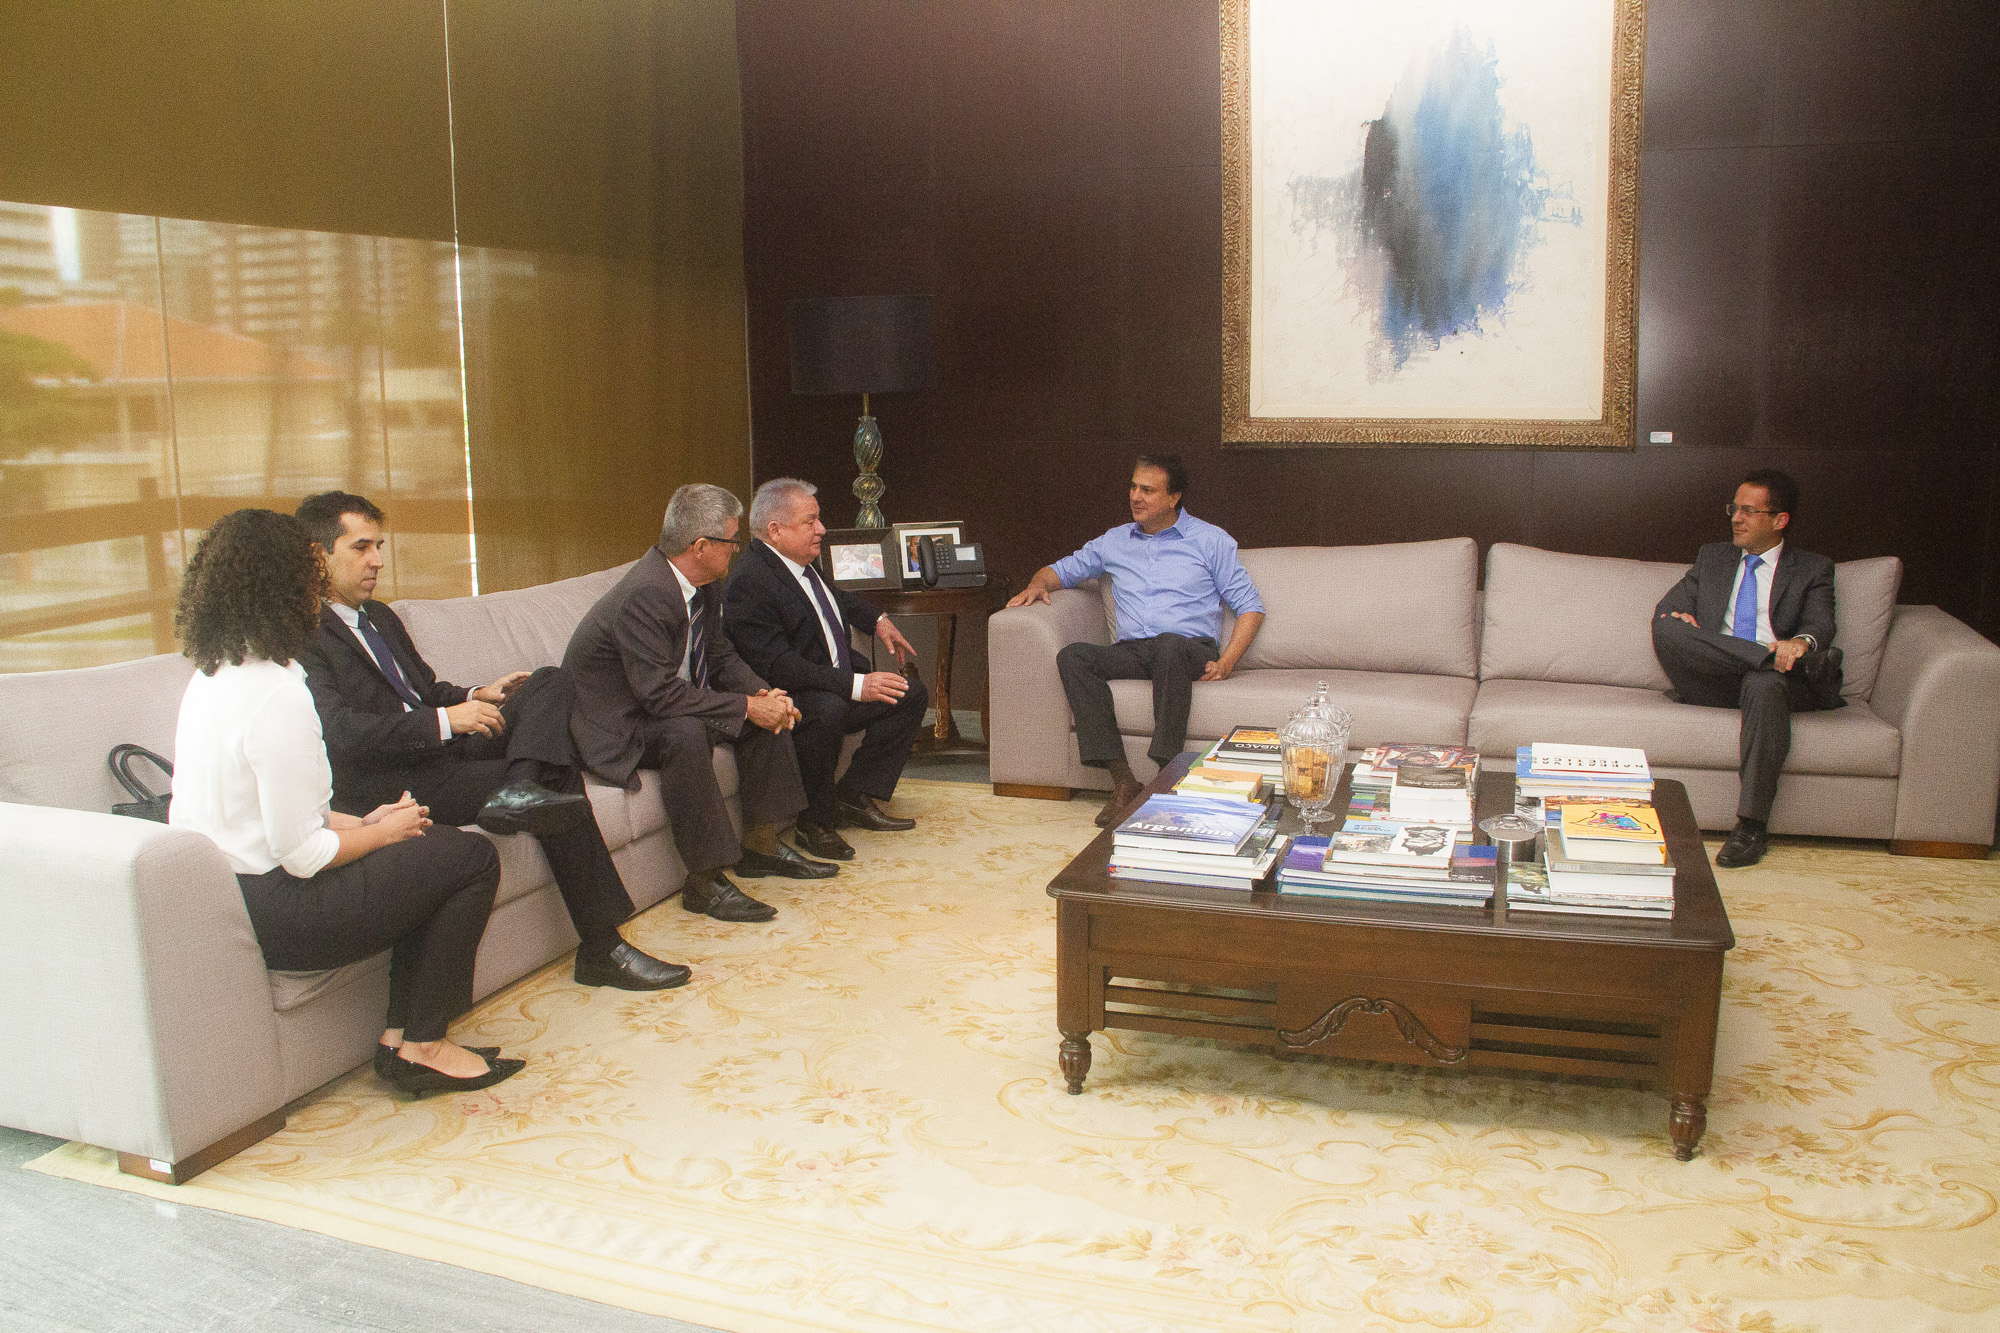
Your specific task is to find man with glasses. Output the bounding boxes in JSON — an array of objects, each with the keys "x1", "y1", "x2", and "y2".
[
  {"x1": 723, "y1": 478, "x2": 927, "y2": 862},
  {"x1": 566, "y1": 484, "x2": 836, "y2": 926},
  {"x1": 1652, "y1": 469, "x2": 1845, "y2": 867}
]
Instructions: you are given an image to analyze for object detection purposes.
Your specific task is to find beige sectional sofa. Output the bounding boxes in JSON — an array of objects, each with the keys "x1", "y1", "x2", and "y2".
[
  {"x1": 989, "y1": 537, "x2": 2000, "y2": 853},
  {"x1": 0, "y1": 562, "x2": 740, "y2": 1183}
]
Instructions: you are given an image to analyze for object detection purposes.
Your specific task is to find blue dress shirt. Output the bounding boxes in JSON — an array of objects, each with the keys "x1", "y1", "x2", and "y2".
[{"x1": 1049, "y1": 510, "x2": 1264, "y2": 643}]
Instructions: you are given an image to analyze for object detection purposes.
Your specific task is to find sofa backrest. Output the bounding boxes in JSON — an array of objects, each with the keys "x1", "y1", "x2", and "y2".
[
  {"x1": 1232, "y1": 538, "x2": 1480, "y2": 677},
  {"x1": 393, "y1": 562, "x2": 633, "y2": 686},
  {"x1": 0, "y1": 651, "x2": 195, "y2": 812},
  {"x1": 1481, "y1": 543, "x2": 1904, "y2": 701}
]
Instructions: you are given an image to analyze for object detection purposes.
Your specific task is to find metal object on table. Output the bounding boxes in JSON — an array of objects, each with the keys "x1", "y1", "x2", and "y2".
[{"x1": 1478, "y1": 812, "x2": 1544, "y2": 919}]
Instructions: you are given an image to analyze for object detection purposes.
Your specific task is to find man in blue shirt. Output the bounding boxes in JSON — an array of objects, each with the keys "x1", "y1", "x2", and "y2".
[{"x1": 1008, "y1": 455, "x2": 1266, "y2": 827}]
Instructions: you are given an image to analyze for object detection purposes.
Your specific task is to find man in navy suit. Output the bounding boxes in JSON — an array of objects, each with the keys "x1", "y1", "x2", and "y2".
[
  {"x1": 1652, "y1": 469, "x2": 1845, "y2": 868},
  {"x1": 294, "y1": 491, "x2": 689, "y2": 994},
  {"x1": 723, "y1": 478, "x2": 926, "y2": 862}
]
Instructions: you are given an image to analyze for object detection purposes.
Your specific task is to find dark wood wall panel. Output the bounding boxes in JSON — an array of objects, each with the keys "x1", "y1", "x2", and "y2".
[{"x1": 739, "y1": 0, "x2": 2000, "y2": 657}]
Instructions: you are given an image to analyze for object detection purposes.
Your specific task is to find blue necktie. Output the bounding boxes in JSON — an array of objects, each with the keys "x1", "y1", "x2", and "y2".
[
  {"x1": 356, "y1": 608, "x2": 425, "y2": 710},
  {"x1": 687, "y1": 598, "x2": 711, "y2": 689},
  {"x1": 803, "y1": 564, "x2": 846, "y2": 666},
  {"x1": 1731, "y1": 553, "x2": 1763, "y2": 642}
]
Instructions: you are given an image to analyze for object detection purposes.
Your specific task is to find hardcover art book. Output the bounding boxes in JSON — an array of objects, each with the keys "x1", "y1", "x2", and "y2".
[
  {"x1": 1559, "y1": 802, "x2": 1663, "y2": 844},
  {"x1": 1215, "y1": 725, "x2": 1283, "y2": 761},
  {"x1": 1113, "y1": 793, "x2": 1266, "y2": 853},
  {"x1": 1324, "y1": 818, "x2": 1462, "y2": 867}
]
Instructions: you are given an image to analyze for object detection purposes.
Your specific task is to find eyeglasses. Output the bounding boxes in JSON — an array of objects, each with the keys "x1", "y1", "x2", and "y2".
[
  {"x1": 1724, "y1": 504, "x2": 1777, "y2": 518},
  {"x1": 697, "y1": 534, "x2": 748, "y2": 549}
]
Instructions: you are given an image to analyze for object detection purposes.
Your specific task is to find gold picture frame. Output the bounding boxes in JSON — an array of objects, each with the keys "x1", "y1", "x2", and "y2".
[{"x1": 1221, "y1": 0, "x2": 1646, "y2": 449}]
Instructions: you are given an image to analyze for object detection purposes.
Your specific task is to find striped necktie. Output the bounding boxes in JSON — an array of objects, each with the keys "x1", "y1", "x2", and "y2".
[
  {"x1": 803, "y1": 563, "x2": 846, "y2": 665},
  {"x1": 687, "y1": 597, "x2": 711, "y2": 689},
  {"x1": 356, "y1": 608, "x2": 426, "y2": 709}
]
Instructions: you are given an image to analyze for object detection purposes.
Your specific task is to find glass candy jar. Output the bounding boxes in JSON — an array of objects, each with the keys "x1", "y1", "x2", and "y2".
[{"x1": 1280, "y1": 680, "x2": 1352, "y2": 834}]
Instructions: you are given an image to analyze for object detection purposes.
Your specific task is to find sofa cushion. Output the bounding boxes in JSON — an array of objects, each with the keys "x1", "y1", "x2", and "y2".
[
  {"x1": 1469, "y1": 679, "x2": 1901, "y2": 777},
  {"x1": 0, "y1": 651, "x2": 196, "y2": 811},
  {"x1": 395, "y1": 563, "x2": 633, "y2": 687},
  {"x1": 1832, "y1": 556, "x2": 1900, "y2": 701},
  {"x1": 1233, "y1": 539, "x2": 1479, "y2": 677},
  {"x1": 1480, "y1": 544, "x2": 1683, "y2": 691},
  {"x1": 1109, "y1": 668, "x2": 1476, "y2": 750}
]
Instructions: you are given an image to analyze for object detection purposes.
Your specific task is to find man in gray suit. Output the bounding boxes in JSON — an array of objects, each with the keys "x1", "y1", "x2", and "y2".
[
  {"x1": 564, "y1": 484, "x2": 838, "y2": 924},
  {"x1": 1652, "y1": 469, "x2": 1845, "y2": 868}
]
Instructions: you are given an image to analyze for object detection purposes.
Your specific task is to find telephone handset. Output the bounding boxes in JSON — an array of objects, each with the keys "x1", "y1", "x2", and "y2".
[{"x1": 917, "y1": 536, "x2": 988, "y2": 589}]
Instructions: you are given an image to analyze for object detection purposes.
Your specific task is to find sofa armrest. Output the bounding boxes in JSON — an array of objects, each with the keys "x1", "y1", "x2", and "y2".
[
  {"x1": 1868, "y1": 606, "x2": 2000, "y2": 845},
  {"x1": 989, "y1": 587, "x2": 1110, "y2": 789},
  {"x1": 0, "y1": 804, "x2": 285, "y2": 1165}
]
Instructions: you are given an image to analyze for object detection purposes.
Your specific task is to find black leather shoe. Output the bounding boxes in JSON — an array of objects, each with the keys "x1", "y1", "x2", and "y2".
[
  {"x1": 836, "y1": 793, "x2": 916, "y2": 832},
  {"x1": 681, "y1": 871, "x2": 778, "y2": 922},
  {"x1": 574, "y1": 940, "x2": 691, "y2": 991},
  {"x1": 734, "y1": 842, "x2": 839, "y2": 880},
  {"x1": 476, "y1": 779, "x2": 589, "y2": 836},
  {"x1": 1797, "y1": 646, "x2": 1846, "y2": 710},
  {"x1": 1714, "y1": 821, "x2": 1770, "y2": 869},
  {"x1": 376, "y1": 1042, "x2": 497, "y2": 1080},
  {"x1": 792, "y1": 816, "x2": 855, "y2": 861},
  {"x1": 387, "y1": 1052, "x2": 525, "y2": 1098}
]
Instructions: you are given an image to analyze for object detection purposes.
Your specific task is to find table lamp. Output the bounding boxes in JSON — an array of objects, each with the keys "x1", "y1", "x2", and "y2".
[{"x1": 787, "y1": 294, "x2": 935, "y2": 529}]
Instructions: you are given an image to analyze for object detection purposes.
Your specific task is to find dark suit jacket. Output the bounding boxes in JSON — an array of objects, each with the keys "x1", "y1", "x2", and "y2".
[
  {"x1": 562, "y1": 546, "x2": 767, "y2": 790},
  {"x1": 1655, "y1": 542, "x2": 1838, "y2": 647},
  {"x1": 721, "y1": 539, "x2": 884, "y2": 696},
  {"x1": 297, "y1": 603, "x2": 469, "y2": 799}
]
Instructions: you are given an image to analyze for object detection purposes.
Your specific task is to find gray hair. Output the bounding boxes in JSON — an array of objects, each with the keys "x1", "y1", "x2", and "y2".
[
  {"x1": 658, "y1": 483, "x2": 744, "y2": 556},
  {"x1": 748, "y1": 477, "x2": 818, "y2": 539}
]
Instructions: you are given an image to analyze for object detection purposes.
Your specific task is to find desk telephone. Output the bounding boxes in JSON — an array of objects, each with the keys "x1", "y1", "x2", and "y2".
[{"x1": 917, "y1": 536, "x2": 988, "y2": 589}]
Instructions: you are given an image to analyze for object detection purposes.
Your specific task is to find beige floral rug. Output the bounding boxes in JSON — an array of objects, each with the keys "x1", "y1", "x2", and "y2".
[{"x1": 31, "y1": 781, "x2": 2000, "y2": 1331}]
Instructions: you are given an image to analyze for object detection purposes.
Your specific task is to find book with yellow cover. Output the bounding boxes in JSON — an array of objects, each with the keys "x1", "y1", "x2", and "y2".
[{"x1": 1560, "y1": 801, "x2": 1663, "y2": 844}]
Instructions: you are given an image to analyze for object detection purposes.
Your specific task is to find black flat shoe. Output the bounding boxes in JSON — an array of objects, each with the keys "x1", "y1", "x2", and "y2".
[
  {"x1": 1797, "y1": 646, "x2": 1846, "y2": 710},
  {"x1": 375, "y1": 1042, "x2": 497, "y2": 1080},
  {"x1": 836, "y1": 794, "x2": 916, "y2": 832},
  {"x1": 387, "y1": 1052, "x2": 525, "y2": 1098},
  {"x1": 574, "y1": 941, "x2": 692, "y2": 990},
  {"x1": 476, "y1": 779, "x2": 589, "y2": 836},
  {"x1": 734, "y1": 842, "x2": 839, "y2": 880},
  {"x1": 792, "y1": 817, "x2": 856, "y2": 861},
  {"x1": 681, "y1": 871, "x2": 778, "y2": 922},
  {"x1": 1714, "y1": 821, "x2": 1769, "y2": 869}
]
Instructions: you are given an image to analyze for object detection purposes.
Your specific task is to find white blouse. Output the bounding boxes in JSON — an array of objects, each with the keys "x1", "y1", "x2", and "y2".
[{"x1": 168, "y1": 657, "x2": 341, "y2": 878}]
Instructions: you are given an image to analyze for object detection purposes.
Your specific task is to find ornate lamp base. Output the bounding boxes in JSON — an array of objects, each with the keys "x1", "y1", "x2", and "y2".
[{"x1": 852, "y1": 412, "x2": 886, "y2": 529}]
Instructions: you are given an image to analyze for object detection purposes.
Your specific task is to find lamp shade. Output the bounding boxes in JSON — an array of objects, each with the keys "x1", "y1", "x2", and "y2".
[{"x1": 787, "y1": 294, "x2": 935, "y2": 396}]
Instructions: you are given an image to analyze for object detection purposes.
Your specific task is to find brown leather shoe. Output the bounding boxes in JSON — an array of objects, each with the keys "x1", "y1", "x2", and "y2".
[
  {"x1": 1095, "y1": 779, "x2": 1145, "y2": 828},
  {"x1": 793, "y1": 816, "x2": 856, "y2": 861},
  {"x1": 835, "y1": 793, "x2": 915, "y2": 832}
]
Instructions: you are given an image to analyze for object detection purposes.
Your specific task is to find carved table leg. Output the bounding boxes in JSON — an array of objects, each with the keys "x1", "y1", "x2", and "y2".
[
  {"x1": 1669, "y1": 1095, "x2": 1707, "y2": 1160},
  {"x1": 1059, "y1": 1031, "x2": 1093, "y2": 1094}
]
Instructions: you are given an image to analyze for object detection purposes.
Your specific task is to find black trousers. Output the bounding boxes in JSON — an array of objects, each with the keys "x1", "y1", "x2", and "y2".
[
  {"x1": 1651, "y1": 616, "x2": 1831, "y2": 822},
  {"x1": 638, "y1": 714, "x2": 808, "y2": 876},
  {"x1": 1057, "y1": 633, "x2": 1219, "y2": 768},
  {"x1": 237, "y1": 826, "x2": 500, "y2": 1043},
  {"x1": 791, "y1": 674, "x2": 929, "y2": 824},
  {"x1": 340, "y1": 666, "x2": 633, "y2": 945}
]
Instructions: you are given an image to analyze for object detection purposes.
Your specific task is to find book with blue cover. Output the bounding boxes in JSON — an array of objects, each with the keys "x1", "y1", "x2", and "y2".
[{"x1": 1113, "y1": 793, "x2": 1267, "y2": 855}]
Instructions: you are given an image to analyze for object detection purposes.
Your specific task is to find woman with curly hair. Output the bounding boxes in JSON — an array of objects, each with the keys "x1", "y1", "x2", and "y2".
[{"x1": 168, "y1": 508, "x2": 522, "y2": 1096}]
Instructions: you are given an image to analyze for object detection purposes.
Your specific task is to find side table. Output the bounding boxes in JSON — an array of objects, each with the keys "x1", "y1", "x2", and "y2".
[{"x1": 871, "y1": 582, "x2": 1008, "y2": 756}]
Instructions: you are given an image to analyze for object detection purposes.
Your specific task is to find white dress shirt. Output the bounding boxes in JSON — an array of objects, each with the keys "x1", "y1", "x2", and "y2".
[
  {"x1": 670, "y1": 559, "x2": 701, "y2": 683},
  {"x1": 767, "y1": 543, "x2": 872, "y2": 701},
  {"x1": 326, "y1": 599, "x2": 451, "y2": 741},
  {"x1": 1724, "y1": 542, "x2": 1816, "y2": 649},
  {"x1": 169, "y1": 657, "x2": 342, "y2": 878}
]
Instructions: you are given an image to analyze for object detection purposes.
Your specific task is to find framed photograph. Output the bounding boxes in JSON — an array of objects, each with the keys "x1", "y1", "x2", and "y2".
[
  {"x1": 889, "y1": 521, "x2": 963, "y2": 582},
  {"x1": 817, "y1": 529, "x2": 899, "y2": 591},
  {"x1": 1221, "y1": 0, "x2": 1645, "y2": 448}
]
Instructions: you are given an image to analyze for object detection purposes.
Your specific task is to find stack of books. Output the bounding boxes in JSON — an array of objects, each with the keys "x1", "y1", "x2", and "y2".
[
  {"x1": 1208, "y1": 725, "x2": 1285, "y2": 789},
  {"x1": 1109, "y1": 792, "x2": 1288, "y2": 890},
  {"x1": 1512, "y1": 743, "x2": 1653, "y2": 804},
  {"x1": 1350, "y1": 744, "x2": 1480, "y2": 828},
  {"x1": 1173, "y1": 758, "x2": 1271, "y2": 803},
  {"x1": 1510, "y1": 797, "x2": 1675, "y2": 918},
  {"x1": 1274, "y1": 818, "x2": 1491, "y2": 905}
]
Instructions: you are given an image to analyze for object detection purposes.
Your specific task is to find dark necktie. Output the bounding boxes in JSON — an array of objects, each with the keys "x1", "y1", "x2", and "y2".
[
  {"x1": 803, "y1": 564, "x2": 846, "y2": 666},
  {"x1": 687, "y1": 597, "x2": 711, "y2": 689},
  {"x1": 355, "y1": 608, "x2": 425, "y2": 710},
  {"x1": 1731, "y1": 552, "x2": 1763, "y2": 641}
]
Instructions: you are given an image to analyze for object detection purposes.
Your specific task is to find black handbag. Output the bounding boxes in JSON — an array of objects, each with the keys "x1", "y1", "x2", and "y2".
[{"x1": 108, "y1": 744, "x2": 174, "y2": 823}]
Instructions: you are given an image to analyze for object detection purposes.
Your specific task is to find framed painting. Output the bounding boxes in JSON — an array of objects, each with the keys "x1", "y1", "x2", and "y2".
[
  {"x1": 818, "y1": 528, "x2": 899, "y2": 591},
  {"x1": 1221, "y1": 0, "x2": 1645, "y2": 448},
  {"x1": 889, "y1": 521, "x2": 963, "y2": 583}
]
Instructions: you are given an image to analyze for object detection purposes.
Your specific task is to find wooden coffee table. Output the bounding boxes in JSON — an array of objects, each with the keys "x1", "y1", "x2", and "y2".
[{"x1": 1048, "y1": 753, "x2": 1735, "y2": 1158}]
